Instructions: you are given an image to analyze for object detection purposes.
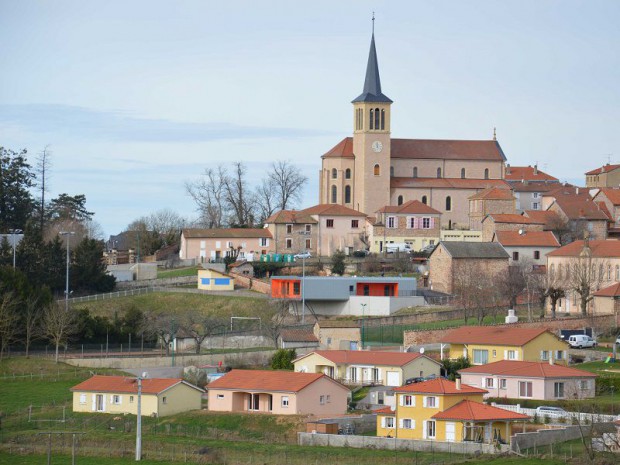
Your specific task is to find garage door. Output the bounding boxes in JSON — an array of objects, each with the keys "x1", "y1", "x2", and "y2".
[
  {"x1": 386, "y1": 371, "x2": 399, "y2": 387},
  {"x1": 445, "y1": 422, "x2": 455, "y2": 442}
]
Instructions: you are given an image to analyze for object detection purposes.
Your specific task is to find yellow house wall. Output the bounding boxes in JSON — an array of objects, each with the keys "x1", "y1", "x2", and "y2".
[
  {"x1": 197, "y1": 270, "x2": 234, "y2": 291},
  {"x1": 72, "y1": 391, "x2": 159, "y2": 416},
  {"x1": 158, "y1": 384, "x2": 203, "y2": 416},
  {"x1": 522, "y1": 333, "x2": 570, "y2": 365}
]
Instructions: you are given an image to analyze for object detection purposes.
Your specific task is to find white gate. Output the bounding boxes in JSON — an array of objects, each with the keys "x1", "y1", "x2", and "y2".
[{"x1": 386, "y1": 371, "x2": 399, "y2": 386}]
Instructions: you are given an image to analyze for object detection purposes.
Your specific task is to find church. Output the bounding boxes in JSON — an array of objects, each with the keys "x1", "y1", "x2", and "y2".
[{"x1": 319, "y1": 31, "x2": 511, "y2": 230}]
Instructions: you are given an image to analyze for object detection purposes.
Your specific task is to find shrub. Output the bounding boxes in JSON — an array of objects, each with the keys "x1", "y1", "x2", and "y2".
[
  {"x1": 331, "y1": 250, "x2": 346, "y2": 276},
  {"x1": 270, "y1": 349, "x2": 296, "y2": 370}
]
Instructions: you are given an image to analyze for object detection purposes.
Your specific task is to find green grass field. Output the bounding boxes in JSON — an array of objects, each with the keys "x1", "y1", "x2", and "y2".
[{"x1": 157, "y1": 266, "x2": 201, "y2": 279}]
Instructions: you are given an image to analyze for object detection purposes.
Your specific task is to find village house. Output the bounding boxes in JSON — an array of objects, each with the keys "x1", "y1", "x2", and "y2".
[
  {"x1": 277, "y1": 327, "x2": 319, "y2": 350},
  {"x1": 458, "y1": 360, "x2": 597, "y2": 401},
  {"x1": 206, "y1": 369, "x2": 349, "y2": 416},
  {"x1": 71, "y1": 375, "x2": 204, "y2": 417},
  {"x1": 293, "y1": 350, "x2": 442, "y2": 387},
  {"x1": 468, "y1": 187, "x2": 516, "y2": 231},
  {"x1": 592, "y1": 188, "x2": 620, "y2": 237},
  {"x1": 586, "y1": 163, "x2": 620, "y2": 188},
  {"x1": 480, "y1": 213, "x2": 545, "y2": 242},
  {"x1": 313, "y1": 320, "x2": 361, "y2": 350},
  {"x1": 492, "y1": 230, "x2": 560, "y2": 266},
  {"x1": 429, "y1": 242, "x2": 509, "y2": 294},
  {"x1": 375, "y1": 378, "x2": 529, "y2": 444},
  {"x1": 197, "y1": 269, "x2": 234, "y2": 291},
  {"x1": 440, "y1": 326, "x2": 569, "y2": 366},
  {"x1": 179, "y1": 228, "x2": 272, "y2": 263}
]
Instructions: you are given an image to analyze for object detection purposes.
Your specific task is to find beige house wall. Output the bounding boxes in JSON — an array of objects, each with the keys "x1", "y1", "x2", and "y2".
[
  {"x1": 316, "y1": 215, "x2": 366, "y2": 256},
  {"x1": 180, "y1": 235, "x2": 271, "y2": 262},
  {"x1": 481, "y1": 221, "x2": 544, "y2": 242},
  {"x1": 389, "y1": 159, "x2": 504, "y2": 181},
  {"x1": 371, "y1": 214, "x2": 441, "y2": 252},
  {"x1": 586, "y1": 169, "x2": 620, "y2": 188},
  {"x1": 313, "y1": 326, "x2": 361, "y2": 350},
  {"x1": 592, "y1": 296, "x2": 620, "y2": 315},
  {"x1": 197, "y1": 269, "x2": 234, "y2": 291},
  {"x1": 469, "y1": 198, "x2": 516, "y2": 231},
  {"x1": 501, "y1": 245, "x2": 558, "y2": 267}
]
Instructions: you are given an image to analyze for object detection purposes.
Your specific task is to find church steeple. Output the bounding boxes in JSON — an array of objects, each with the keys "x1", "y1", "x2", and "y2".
[{"x1": 352, "y1": 32, "x2": 392, "y2": 103}]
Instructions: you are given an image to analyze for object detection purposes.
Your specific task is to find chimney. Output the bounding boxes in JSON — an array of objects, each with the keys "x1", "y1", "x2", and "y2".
[
  {"x1": 506, "y1": 163, "x2": 511, "y2": 175},
  {"x1": 456, "y1": 378, "x2": 462, "y2": 390},
  {"x1": 576, "y1": 187, "x2": 580, "y2": 195},
  {"x1": 534, "y1": 164, "x2": 538, "y2": 175}
]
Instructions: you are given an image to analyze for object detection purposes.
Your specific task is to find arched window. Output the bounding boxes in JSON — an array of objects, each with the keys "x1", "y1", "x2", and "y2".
[
  {"x1": 344, "y1": 185, "x2": 351, "y2": 204},
  {"x1": 484, "y1": 168, "x2": 489, "y2": 180},
  {"x1": 437, "y1": 167, "x2": 442, "y2": 178},
  {"x1": 331, "y1": 185, "x2": 337, "y2": 203},
  {"x1": 373, "y1": 164, "x2": 380, "y2": 176},
  {"x1": 413, "y1": 167, "x2": 418, "y2": 178},
  {"x1": 398, "y1": 195, "x2": 403, "y2": 206},
  {"x1": 422, "y1": 195, "x2": 428, "y2": 205},
  {"x1": 332, "y1": 168, "x2": 337, "y2": 179},
  {"x1": 369, "y1": 109, "x2": 374, "y2": 130},
  {"x1": 374, "y1": 107, "x2": 380, "y2": 130},
  {"x1": 608, "y1": 264, "x2": 612, "y2": 280},
  {"x1": 461, "y1": 168, "x2": 466, "y2": 179},
  {"x1": 446, "y1": 196, "x2": 452, "y2": 211},
  {"x1": 345, "y1": 168, "x2": 351, "y2": 179},
  {"x1": 390, "y1": 166, "x2": 394, "y2": 177},
  {"x1": 380, "y1": 109, "x2": 385, "y2": 130}
]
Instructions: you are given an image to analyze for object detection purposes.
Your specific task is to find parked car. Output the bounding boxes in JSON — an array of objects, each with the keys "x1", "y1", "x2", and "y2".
[
  {"x1": 293, "y1": 252, "x2": 311, "y2": 261},
  {"x1": 536, "y1": 406, "x2": 566, "y2": 415},
  {"x1": 405, "y1": 377, "x2": 424, "y2": 385},
  {"x1": 385, "y1": 243, "x2": 411, "y2": 253},
  {"x1": 616, "y1": 335, "x2": 620, "y2": 345},
  {"x1": 352, "y1": 249, "x2": 370, "y2": 258},
  {"x1": 568, "y1": 334, "x2": 597, "y2": 349},
  {"x1": 420, "y1": 244, "x2": 436, "y2": 254}
]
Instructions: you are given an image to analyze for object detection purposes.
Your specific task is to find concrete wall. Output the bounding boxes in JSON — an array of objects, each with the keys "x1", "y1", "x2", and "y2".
[
  {"x1": 511, "y1": 425, "x2": 596, "y2": 453},
  {"x1": 298, "y1": 432, "x2": 506, "y2": 454}
]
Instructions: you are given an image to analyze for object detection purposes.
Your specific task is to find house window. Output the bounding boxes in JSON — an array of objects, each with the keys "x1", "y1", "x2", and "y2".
[
  {"x1": 425, "y1": 396, "x2": 437, "y2": 408},
  {"x1": 421, "y1": 195, "x2": 427, "y2": 205},
  {"x1": 260, "y1": 238, "x2": 268, "y2": 247},
  {"x1": 286, "y1": 224, "x2": 293, "y2": 234},
  {"x1": 305, "y1": 224, "x2": 312, "y2": 233},
  {"x1": 384, "y1": 417, "x2": 395, "y2": 429},
  {"x1": 113, "y1": 395, "x2": 121, "y2": 405},
  {"x1": 532, "y1": 202, "x2": 539, "y2": 210},
  {"x1": 473, "y1": 349, "x2": 488, "y2": 364},
  {"x1": 541, "y1": 350, "x2": 549, "y2": 361},
  {"x1": 534, "y1": 251, "x2": 540, "y2": 260},
  {"x1": 374, "y1": 164, "x2": 380, "y2": 176},
  {"x1": 437, "y1": 168, "x2": 442, "y2": 178},
  {"x1": 413, "y1": 167, "x2": 418, "y2": 178},
  {"x1": 422, "y1": 218, "x2": 431, "y2": 229},
  {"x1": 162, "y1": 396, "x2": 167, "y2": 404},
  {"x1": 332, "y1": 168, "x2": 337, "y2": 179},
  {"x1": 285, "y1": 238, "x2": 292, "y2": 249},
  {"x1": 79, "y1": 394, "x2": 87, "y2": 405},
  {"x1": 513, "y1": 252, "x2": 519, "y2": 261},
  {"x1": 345, "y1": 185, "x2": 351, "y2": 203},
  {"x1": 345, "y1": 168, "x2": 351, "y2": 179},
  {"x1": 320, "y1": 395, "x2": 326, "y2": 405},
  {"x1": 499, "y1": 379, "x2": 507, "y2": 389},
  {"x1": 408, "y1": 217, "x2": 415, "y2": 228},
  {"x1": 533, "y1": 192, "x2": 540, "y2": 198},
  {"x1": 519, "y1": 381, "x2": 533, "y2": 398},
  {"x1": 390, "y1": 166, "x2": 394, "y2": 177},
  {"x1": 326, "y1": 219, "x2": 334, "y2": 228},
  {"x1": 608, "y1": 264, "x2": 612, "y2": 280},
  {"x1": 580, "y1": 380, "x2": 589, "y2": 390},
  {"x1": 326, "y1": 395, "x2": 331, "y2": 403},
  {"x1": 554, "y1": 382, "x2": 565, "y2": 398},
  {"x1": 445, "y1": 196, "x2": 452, "y2": 211},
  {"x1": 616, "y1": 265, "x2": 619, "y2": 280},
  {"x1": 387, "y1": 216, "x2": 396, "y2": 228},
  {"x1": 507, "y1": 350, "x2": 517, "y2": 360},
  {"x1": 351, "y1": 220, "x2": 359, "y2": 228},
  {"x1": 130, "y1": 396, "x2": 134, "y2": 403},
  {"x1": 331, "y1": 185, "x2": 337, "y2": 203},
  {"x1": 461, "y1": 168, "x2": 466, "y2": 179},
  {"x1": 492, "y1": 349, "x2": 497, "y2": 358},
  {"x1": 398, "y1": 195, "x2": 403, "y2": 205},
  {"x1": 293, "y1": 282, "x2": 300, "y2": 295},
  {"x1": 555, "y1": 350, "x2": 564, "y2": 360},
  {"x1": 217, "y1": 394, "x2": 225, "y2": 399},
  {"x1": 305, "y1": 239, "x2": 311, "y2": 249},
  {"x1": 403, "y1": 395, "x2": 414, "y2": 406},
  {"x1": 484, "y1": 168, "x2": 489, "y2": 179},
  {"x1": 402, "y1": 418, "x2": 415, "y2": 429},
  {"x1": 485, "y1": 378, "x2": 495, "y2": 389},
  {"x1": 426, "y1": 420, "x2": 436, "y2": 438}
]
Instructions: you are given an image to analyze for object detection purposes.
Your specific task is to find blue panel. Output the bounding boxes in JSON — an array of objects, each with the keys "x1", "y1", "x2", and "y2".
[
  {"x1": 214, "y1": 278, "x2": 230, "y2": 286},
  {"x1": 201, "y1": 278, "x2": 210, "y2": 285}
]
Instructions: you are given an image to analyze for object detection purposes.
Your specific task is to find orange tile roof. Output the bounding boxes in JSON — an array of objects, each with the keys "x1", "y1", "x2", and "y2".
[
  {"x1": 504, "y1": 166, "x2": 558, "y2": 182},
  {"x1": 263, "y1": 210, "x2": 317, "y2": 224},
  {"x1": 391, "y1": 178, "x2": 511, "y2": 190},
  {"x1": 469, "y1": 187, "x2": 514, "y2": 201},
  {"x1": 585, "y1": 164, "x2": 620, "y2": 175},
  {"x1": 547, "y1": 240, "x2": 620, "y2": 258},
  {"x1": 70, "y1": 375, "x2": 202, "y2": 394},
  {"x1": 495, "y1": 231, "x2": 560, "y2": 247},
  {"x1": 523, "y1": 210, "x2": 562, "y2": 228},
  {"x1": 439, "y1": 326, "x2": 562, "y2": 347},
  {"x1": 300, "y1": 350, "x2": 434, "y2": 367},
  {"x1": 551, "y1": 196, "x2": 609, "y2": 221},
  {"x1": 182, "y1": 228, "x2": 272, "y2": 239},
  {"x1": 376, "y1": 200, "x2": 441, "y2": 215},
  {"x1": 301, "y1": 204, "x2": 367, "y2": 217},
  {"x1": 593, "y1": 282, "x2": 620, "y2": 297},
  {"x1": 206, "y1": 369, "x2": 346, "y2": 393},
  {"x1": 279, "y1": 329, "x2": 319, "y2": 343},
  {"x1": 394, "y1": 378, "x2": 487, "y2": 395},
  {"x1": 597, "y1": 188, "x2": 620, "y2": 206},
  {"x1": 374, "y1": 407, "x2": 395, "y2": 415},
  {"x1": 322, "y1": 137, "x2": 355, "y2": 159},
  {"x1": 485, "y1": 213, "x2": 545, "y2": 224},
  {"x1": 432, "y1": 400, "x2": 530, "y2": 421},
  {"x1": 458, "y1": 361, "x2": 597, "y2": 378},
  {"x1": 510, "y1": 183, "x2": 559, "y2": 193}
]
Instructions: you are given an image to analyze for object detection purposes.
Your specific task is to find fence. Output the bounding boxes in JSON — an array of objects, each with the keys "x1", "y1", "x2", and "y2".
[{"x1": 491, "y1": 403, "x2": 619, "y2": 424}]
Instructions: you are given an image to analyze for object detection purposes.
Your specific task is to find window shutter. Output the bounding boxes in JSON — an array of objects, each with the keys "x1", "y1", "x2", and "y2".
[
  {"x1": 422, "y1": 421, "x2": 427, "y2": 439},
  {"x1": 91, "y1": 395, "x2": 96, "y2": 411},
  {"x1": 504, "y1": 350, "x2": 508, "y2": 360},
  {"x1": 399, "y1": 395, "x2": 404, "y2": 406},
  {"x1": 412, "y1": 420, "x2": 416, "y2": 429},
  {"x1": 413, "y1": 217, "x2": 418, "y2": 229},
  {"x1": 423, "y1": 396, "x2": 427, "y2": 407},
  {"x1": 399, "y1": 419, "x2": 404, "y2": 428},
  {"x1": 540, "y1": 350, "x2": 544, "y2": 360},
  {"x1": 119, "y1": 395, "x2": 122, "y2": 405},
  {"x1": 381, "y1": 417, "x2": 386, "y2": 428},
  {"x1": 430, "y1": 218, "x2": 435, "y2": 228}
]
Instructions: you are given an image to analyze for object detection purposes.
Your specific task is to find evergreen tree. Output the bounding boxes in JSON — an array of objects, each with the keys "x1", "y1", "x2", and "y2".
[
  {"x1": 71, "y1": 238, "x2": 116, "y2": 293},
  {"x1": 0, "y1": 147, "x2": 36, "y2": 230},
  {"x1": 331, "y1": 249, "x2": 346, "y2": 276}
]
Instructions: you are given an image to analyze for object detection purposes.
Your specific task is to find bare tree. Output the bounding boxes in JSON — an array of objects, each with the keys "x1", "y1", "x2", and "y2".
[
  {"x1": 0, "y1": 293, "x2": 19, "y2": 360},
  {"x1": 255, "y1": 178, "x2": 278, "y2": 223},
  {"x1": 499, "y1": 265, "x2": 527, "y2": 310},
  {"x1": 41, "y1": 303, "x2": 79, "y2": 363},
  {"x1": 453, "y1": 263, "x2": 495, "y2": 324},
  {"x1": 568, "y1": 251, "x2": 607, "y2": 316},
  {"x1": 263, "y1": 303, "x2": 290, "y2": 348},
  {"x1": 224, "y1": 162, "x2": 255, "y2": 227},
  {"x1": 35, "y1": 145, "x2": 52, "y2": 232},
  {"x1": 268, "y1": 160, "x2": 308, "y2": 211},
  {"x1": 185, "y1": 166, "x2": 227, "y2": 228},
  {"x1": 23, "y1": 294, "x2": 44, "y2": 357},
  {"x1": 180, "y1": 314, "x2": 226, "y2": 354},
  {"x1": 143, "y1": 312, "x2": 177, "y2": 356}
]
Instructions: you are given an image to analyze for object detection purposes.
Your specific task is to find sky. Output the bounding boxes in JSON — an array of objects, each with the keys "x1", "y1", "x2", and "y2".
[{"x1": 1, "y1": 1, "x2": 619, "y2": 237}]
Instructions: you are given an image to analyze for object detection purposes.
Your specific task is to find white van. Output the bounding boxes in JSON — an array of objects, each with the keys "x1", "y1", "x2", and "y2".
[
  {"x1": 385, "y1": 243, "x2": 411, "y2": 253},
  {"x1": 568, "y1": 334, "x2": 596, "y2": 349}
]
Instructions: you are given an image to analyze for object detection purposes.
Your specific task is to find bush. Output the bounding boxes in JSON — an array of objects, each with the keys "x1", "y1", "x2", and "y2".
[
  {"x1": 331, "y1": 250, "x2": 346, "y2": 276},
  {"x1": 270, "y1": 349, "x2": 296, "y2": 370}
]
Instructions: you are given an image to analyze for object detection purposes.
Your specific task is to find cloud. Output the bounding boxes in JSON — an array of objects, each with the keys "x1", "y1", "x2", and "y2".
[{"x1": 0, "y1": 103, "x2": 332, "y2": 143}]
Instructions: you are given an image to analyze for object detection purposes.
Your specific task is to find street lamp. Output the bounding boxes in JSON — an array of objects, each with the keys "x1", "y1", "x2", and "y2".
[
  {"x1": 301, "y1": 255, "x2": 306, "y2": 324},
  {"x1": 135, "y1": 374, "x2": 143, "y2": 461},
  {"x1": 361, "y1": 303, "x2": 367, "y2": 349},
  {"x1": 8, "y1": 229, "x2": 22, "y2": 269},
  {"x1": 59, "y1": 231, "x2": 75, "y2": 312}
]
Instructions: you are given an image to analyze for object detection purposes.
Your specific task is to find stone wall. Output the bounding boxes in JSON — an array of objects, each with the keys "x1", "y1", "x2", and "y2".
[
  {"x1": 230, "y1": 272, "x2": 271, "y2": 294},
  {"x1": 403, "y1": 314, "x2": 620, "y2": 347},
  {"x1": 298, "y1": 433, "x2": 505, "y2": 455}
]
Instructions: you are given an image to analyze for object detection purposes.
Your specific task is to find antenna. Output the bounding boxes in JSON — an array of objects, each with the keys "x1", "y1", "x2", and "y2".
[
  {"x1": 372, "y1": 12, "x2": 375, "y2": 34},
  {"x1": 419, "y1": 347, "x2": 425, "y2": 354}
]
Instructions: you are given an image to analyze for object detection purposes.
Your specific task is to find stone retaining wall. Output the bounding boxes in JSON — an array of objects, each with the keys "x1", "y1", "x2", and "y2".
[
  {"x1": 230, "y1": 272, "x2": 271, "y2": 294},
  {"x1": 511, "y1": 424, "x2": 595, "y2": 452}
]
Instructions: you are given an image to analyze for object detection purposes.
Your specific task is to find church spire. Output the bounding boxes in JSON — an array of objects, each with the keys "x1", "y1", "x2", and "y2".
[{"x1": 352, "y1": 18, "x2": 392, "y2": 103}]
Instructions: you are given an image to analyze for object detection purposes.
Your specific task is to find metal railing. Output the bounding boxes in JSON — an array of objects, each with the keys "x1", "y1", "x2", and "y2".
[{"x1": 491, "y1": 403, "x2": 619, "y2": 423}]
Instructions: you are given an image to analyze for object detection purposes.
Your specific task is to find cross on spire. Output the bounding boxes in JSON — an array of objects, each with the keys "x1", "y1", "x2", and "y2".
[{"x1": 372, "y1": 12, "x2": 375, "y2": 34}]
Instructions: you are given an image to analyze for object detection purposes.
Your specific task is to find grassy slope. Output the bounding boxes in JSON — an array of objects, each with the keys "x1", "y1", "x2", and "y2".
[{"x1": 157, "y1": 266, "x2": 201, "y2": 278}]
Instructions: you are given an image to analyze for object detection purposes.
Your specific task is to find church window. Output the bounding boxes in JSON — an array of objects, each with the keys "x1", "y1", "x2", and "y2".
[
  {"x1": 390, "y1": 166, "x2": 394, "y2": 177},
  {"x1": 398, "y1": 195, "x2": 403, "y2": 206},
  {"x1": 345, "y1": 168, "x2": 351, "y2": 179},
  {"x1": 422, "y1": 196, "x2": 428, "y2": 205},
  {"x1": 331, "y1": 185, "x2": 337, "y2": 203},
  {"x1": 332, "y1": 168, "x2": 337, "y2": 179},
  {"x1": 374, "y1": 164, "x2": 380, "y2": 176},
  {"x1": 413, "y1": 167, "x2": 418, "y2": 178},
  {"x1": 461, "y1": 168, "x2": 466, "y2": 179},
  {"x1": 369, "y1": 109, "x2": 374, "y2": 130},
  {"x1": 616, "y1": 265, "x2": 619, "y2": 280},
  {"x1": 484, "y1": 168, "x2": 489, "y2": 179},
  {"x1": 380, "y1": 109, "x2": 385, "y2": 130},
  {"x1": 374, "y1": 107, "x2": 380, "y2": 130},
  {"x1": 437, "y1": 168, "x2": 442, "y2": 178},
  {"x1": 345, "y1": 185, "x2": 351, "y2": 204},
  {"x1": 446, "y1": 196, "x2": 452, "y2": 211}
]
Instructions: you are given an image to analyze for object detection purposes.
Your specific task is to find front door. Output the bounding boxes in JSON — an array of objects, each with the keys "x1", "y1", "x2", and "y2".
[
  {"x1": 445, "y1": 422, "x2": 456, "y2": 442},
  {"x1": 96, "y1": 394, "x2": 104, "y2": 412}
]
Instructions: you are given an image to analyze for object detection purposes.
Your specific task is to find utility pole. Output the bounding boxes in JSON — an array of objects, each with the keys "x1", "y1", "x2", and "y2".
[
  {"x1": 59, "y1": 231, "x2": 75, "y2": 312},
  {"x1": 136, "y1": 376, "x2": 142, "y2": 461}
]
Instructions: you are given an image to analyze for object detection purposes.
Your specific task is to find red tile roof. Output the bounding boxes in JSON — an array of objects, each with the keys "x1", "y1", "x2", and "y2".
[
  {"x1": 279, "y1": 329, "x2": 319, "y2": 343},
  {"x1": 469, "y1": 187, "x2": 514, "y2": 201},
  {"x1": 593, "y1": 282, "x2": 620, "y2": 297},
  {"x1": 394, "y1": 378, "x2": 487, "y2": 395},
  {"x1": 505, "y1": 166, "x2": 558, "y2": 182},
  {"x1": 182, "y1": 228, "x2": 272, "y2": 239},
  {"x1": 391, "y1": 178, "x2": 511, "y2": 190},
  {"x1": 70, "y1": 375, "x2": 202, "y2": 394},
  {"x1": 299, "y1": 350, "x2": 435, "y2": 367},
  {"x1": 432, "y1": 400, "x2": 530, "y2": 421},
  {"x1": 547, "y1": 240, "x2": 620, "y2": 258},
  {"x1": 495, "y1": 231, "x2": 560, "y2": 247},
  {"x1": 523, "y1": 210, "x2": 563, "y2": 228},
  {"x1": 301, "y1": 204, "x2": 367, "y2": 217},
  {"x1": 586, "y1": 164, "x2": 620, "y2": 176},
  {"x1": 510, "y1": 183, "x2": 559, "y2": 193},
  {"x1": 374, "y1": 407, "x2": 395, "y2": 415},
  {"x1": 596, "y1": 188, "x2": 620, "y2": 206},
  {"x1": 376, "y1": 200, "x2": 441, "y2": 215},
  {"x1": 485, "y1": 213, "x2": 545, "y2": 224},
  {"x1": 458, "y1": 361, "x2": 597, "y2": 378},
  {"x1": 322, "y1": 137, "x2": 355, "y2": 159},
  {"x1": 551, "y1": 196, "x2": 609, "y2": 221},
  {"x1": 206, "y1": 369, "x2": 346, "y2": 393},
  {"x1": 439, "y1": 326, "x2": 563, "y2": 347},
  {"x1": 263, "y1": 210, "x2": 317, "y2": 224}
]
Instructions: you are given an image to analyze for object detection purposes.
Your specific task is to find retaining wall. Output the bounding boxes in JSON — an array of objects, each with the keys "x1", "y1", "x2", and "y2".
[
  {"x1": 230, "y1": 272, "x2": 271, "y2": 294},
  {"x1": 298, "y1": 433, "x2": 506, "y2": 454},
  {"x1": 511, "y1": 424, "x2": 595, "y2": 452}
]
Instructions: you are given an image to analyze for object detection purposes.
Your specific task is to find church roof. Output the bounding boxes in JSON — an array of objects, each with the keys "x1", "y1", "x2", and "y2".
[
  {"x1": 391, "y1": 177, "x2": 510, "y2": 190},
  {"x1": 352, "y1": 34, "x2": 392, "y2": 103},
  {"x1": 322, "y1": 137, "x2": 355, "y2": 159}
]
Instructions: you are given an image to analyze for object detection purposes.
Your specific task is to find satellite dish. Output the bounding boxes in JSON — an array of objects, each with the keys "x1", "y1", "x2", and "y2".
[
  {"x1": 141, "y1": 372, "x2": 149, "y2": 379},
  {"x1": 518, "y1": 229, "x2": 524, "y2": 235},
  {"x1": 419, "y1": 347, "x2": 425, "y2": 354}
]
